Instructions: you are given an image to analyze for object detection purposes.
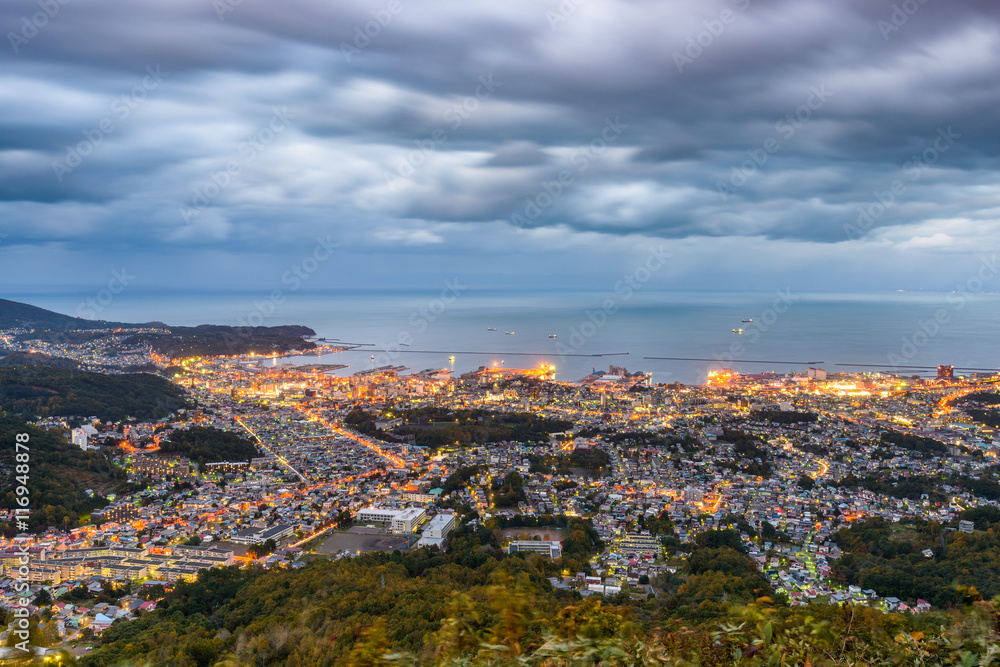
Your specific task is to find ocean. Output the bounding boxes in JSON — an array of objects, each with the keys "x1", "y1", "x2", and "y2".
[{"x1": 9, "y1": 289, "x2": 1000, "y2": 385}]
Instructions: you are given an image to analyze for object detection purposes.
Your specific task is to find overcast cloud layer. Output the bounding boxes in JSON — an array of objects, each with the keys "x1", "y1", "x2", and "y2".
[{"x1": 2, "y1": 0, "x2": 999, "y2": 294}]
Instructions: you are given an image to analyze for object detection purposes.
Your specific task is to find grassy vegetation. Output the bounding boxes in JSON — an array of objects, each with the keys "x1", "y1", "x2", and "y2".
[
  {"x1": 879, "y1": 429, "x2": 952, "y2": 458},
  {"x1": 0, "y1": 297, "x2": 127, "y2": 330}
]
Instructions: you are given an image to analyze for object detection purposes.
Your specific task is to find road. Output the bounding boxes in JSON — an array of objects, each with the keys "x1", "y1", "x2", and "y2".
[
  {"x1": 233, "y1": 415, "x2": 309, "y2": 483},
  {"x1": 294, "y1": 405, "x2": 407, "y2": 468}
]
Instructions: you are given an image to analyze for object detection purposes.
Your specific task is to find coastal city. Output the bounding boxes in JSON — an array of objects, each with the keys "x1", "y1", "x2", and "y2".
[
  {"x1": 6, "y1": 0, "x2": 1000, "y2": 660},
  {"x1": 2, "y1": 316, "x2": 1000, "y2": 658}
]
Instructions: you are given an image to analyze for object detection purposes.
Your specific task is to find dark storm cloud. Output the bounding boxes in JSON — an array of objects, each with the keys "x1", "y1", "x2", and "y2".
[{"x1": 0, "y1": 0, "x2": 998, "y2": 278}]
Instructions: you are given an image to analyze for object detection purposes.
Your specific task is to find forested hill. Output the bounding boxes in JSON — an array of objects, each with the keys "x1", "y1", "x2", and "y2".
[
  {"x1": 0, "y1": 351, "x2": 80, "y2": 369},
  {"x1": 125, "y1": 324, "x2": 317, "y2": 358},
  {"x1": 0, "y1": 298, "x2": 317, "y2": 357},
  {"x1": 78, "y1": 526, "x2": 1000, "y2": 666},
  {"x1": 0, "y1": 417, "x2": 121, "y2": 534},
  {"x1": 158, "y1": 426, "x2": 260, "y2": 470},
  {"x1": 0, "y1": 365, "x2": 188, "y2": 421},
  {"x1": 833, "y1": 513, "x2": 1000, "y2": 608}
]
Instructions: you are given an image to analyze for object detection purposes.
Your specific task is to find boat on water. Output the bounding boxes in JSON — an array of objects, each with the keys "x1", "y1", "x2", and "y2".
[
  {"x1": 448, "y1": 355, "x2": 455, "y2": 361},
  {"x1": 505, "y1": 331, "x2": 515, "y2": 335},
  {"x1": 742, "y1": 318, "x2": 753, "y2": 323},
  {"x1": 732, "y1": 328, "x2": 744, "y2": 334},
  {"x1": 487, "y1": 327, "x2": 497, "y2": 331},
  {"x1": 548, "y1": 334, "x2": 557, "y2": 339}
]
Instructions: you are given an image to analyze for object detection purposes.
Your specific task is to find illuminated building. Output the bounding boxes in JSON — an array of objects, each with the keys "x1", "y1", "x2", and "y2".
[
  {"x1": 132, "y1": 455, "x2": 191, "y2": 478},
  {"x1": 92, "y1": 504, "x2": 140, "y2": 524},
  {"x1": 204, "y1": 461, "x2": 251, "y2": 475},
  {"x1": 231, "y1": 523, "x2": 294, "y2": 545},
  {"x1": 507, "y1": 540, "x2": 562, "y2": 558},
  {"x1": 619, "y1": 531, "x2": 661, "y2": 556},
  {"x1": 355, "y1": 506, "x2": 426, "y2": 533}
]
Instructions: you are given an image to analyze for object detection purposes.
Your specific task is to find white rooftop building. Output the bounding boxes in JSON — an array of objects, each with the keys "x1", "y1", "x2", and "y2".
[
  {"x1": 416, "y1": 513, "x2": 456, "y2": 548},
  {"x1": 356, "y1": 506, "x2": 427, "y2": 534},
  {"x1": 392, "y1": 507, "x2": 426, "y2": 534}
]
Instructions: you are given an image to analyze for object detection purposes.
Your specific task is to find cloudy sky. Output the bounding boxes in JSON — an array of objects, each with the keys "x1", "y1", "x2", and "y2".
[{"x1": 2, "y1": 0, "x2": 998, "y2": 296}]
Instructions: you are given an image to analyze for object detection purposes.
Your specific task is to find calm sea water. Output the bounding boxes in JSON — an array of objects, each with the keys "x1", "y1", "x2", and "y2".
[{"x1": 9, "y1": 289, "x2": 1000, "y2": 385}]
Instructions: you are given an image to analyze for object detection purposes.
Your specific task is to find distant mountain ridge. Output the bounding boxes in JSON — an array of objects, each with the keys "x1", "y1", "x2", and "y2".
[
  {"x1": 0, "y1": 297, "x2": 136, "y2": 330},
  {"x1": 0, "y1": 298, "x2": 317, "y2": 357}
]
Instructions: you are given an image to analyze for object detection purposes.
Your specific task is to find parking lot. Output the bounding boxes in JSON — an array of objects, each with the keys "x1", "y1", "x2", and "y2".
[{"x1": 316, "y1": 530, "x2": 412, "y2": 555}]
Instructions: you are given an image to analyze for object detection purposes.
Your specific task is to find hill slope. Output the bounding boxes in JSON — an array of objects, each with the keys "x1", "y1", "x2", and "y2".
[
  {"x1": 0, "y1": 298, "x2": 317, "y2": 358},
  {"x1": 78, "y1": 527, "x2": 1000, "y2": 666},
  {"x1": 0, "y1": 298, "x2": 127, "y2": 330},
  {"x1": 159, "y1": 426, "x2": 260, "y2": 470},
  {"x1": 0, "y1": 417, "x2": 121, "y2": 533},
  {"x1": 0, "y1": 351, "x2": 80, "y2": 369},
  {"x1": 126, "y1": 324, "x2": 317, "y2": 357},
  {"x1": 0, "y1": 365, "x2": 188, "y2": 421}
]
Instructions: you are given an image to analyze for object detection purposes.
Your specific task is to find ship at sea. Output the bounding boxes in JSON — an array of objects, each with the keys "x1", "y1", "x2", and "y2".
[
  {"x1": 505, "y1": 331, "x2": 515, "y2": 335},
  {"x1": 487, "y1": 327, "x2": 497, "y2": 331},
  {"x1": 742, "y1": 318, "x2": 753, "y2": 323},
  {"x1": 548, "y1": 334, "x2": 557, "y2": 338}
]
